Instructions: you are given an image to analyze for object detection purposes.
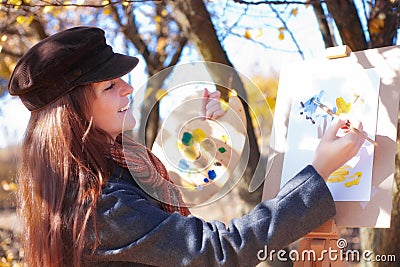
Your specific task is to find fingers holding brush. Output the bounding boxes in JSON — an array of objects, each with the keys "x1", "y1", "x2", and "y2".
[{"x1": 312, "y1": 118, "x2": 366, "y2": 180}]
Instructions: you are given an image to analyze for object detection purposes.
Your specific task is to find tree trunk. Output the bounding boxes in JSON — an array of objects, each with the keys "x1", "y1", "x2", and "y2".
[
  {"x1": 116, "y1": 3, "x2": 187, "y2": 147},
  {"x1": 325, "y1": 0, "x2": 368, "y2": 51},
  {"x1": 137, "y1": 68, "x2": 172, "y2": 146},
  {"x1": 169, "y1": 0, "x2": 264, "y2": 209},
  {"x1": 368, "y1": 0, "x2": 400, "y2": 48},
  {"x1": 311, "y1": 0, "x2": 335, "y2": 48}
]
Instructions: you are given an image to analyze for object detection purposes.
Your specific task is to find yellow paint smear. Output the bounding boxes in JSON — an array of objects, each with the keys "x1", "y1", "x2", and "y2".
[{"x1": 344, "y1": 172, "x2": 362, "y2": 187}]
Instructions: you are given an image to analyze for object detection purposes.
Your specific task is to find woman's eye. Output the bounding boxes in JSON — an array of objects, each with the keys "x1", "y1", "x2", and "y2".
[{"x1": 104, "y1": 83, "x2": 115, "y2": 91}]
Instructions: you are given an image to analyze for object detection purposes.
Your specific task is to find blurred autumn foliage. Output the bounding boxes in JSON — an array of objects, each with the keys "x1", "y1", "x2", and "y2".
[{"x1": 0, "y1": 147, "x2": 18, "y2": 209}]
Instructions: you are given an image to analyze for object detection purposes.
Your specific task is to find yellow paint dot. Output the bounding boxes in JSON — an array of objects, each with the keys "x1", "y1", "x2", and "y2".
[
  {"x1": 177, "y1": 142, "x2": 184, "y2": 152},
  {"x1": 183, "y1": 146, "x2": 199, "y2": 162},
  {"x1": 221, "y1": 135, "x2": 229, "y2": 143},
  {"x1": 192, "y1": 128, "x2": 207, "y2": 143}
]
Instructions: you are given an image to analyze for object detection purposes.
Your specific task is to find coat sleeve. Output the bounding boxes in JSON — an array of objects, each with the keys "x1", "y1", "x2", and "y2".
[{"x1": 85, "y1": 165, "x2": 335, "y2": 267}]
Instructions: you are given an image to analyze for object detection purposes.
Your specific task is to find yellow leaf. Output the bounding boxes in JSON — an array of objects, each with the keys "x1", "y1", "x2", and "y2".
[
  {"x1": 43, "y1": 5, "x2": 53, "y2": 13},
  {"x1": 76, "y1": 0, "x2": 85, "y2": 5},
  {"x1": 161, "y1": 9, "x2": 168, "y2": 17},
  {"x1": 255, "y1": 28, "x2": 263, "y2": 38},
  {"x1": 291, "y1": 8, "x2": 298, "y2": 16},
  {"x1": 101, "y1": 0, "x2": 110, "y2": 6},
  {"x1": 122, "y1": 1, "x2": 129, "y2": 6},
  {"x1": 1, "y1": 35, "x2": 7, "y2": 42},
  {"x1": 53, "y1": 8, "x2": 62, "y2": 17},
  {"x1": 16, "y1": 15, "x2": 26, "y2": 25},
  {"x1": 103, "y1": 7, "x2": 111, "y2": 15},
  {"x1": 278, "y1": 31, "x2": 284, "y2": 40},
  {"x1": 154, "y1": 15, "x2": 162, "y2": 23},
  {"x1": 278, "y1": 26, "x2": 285, "y2": 31},
  {"x1": 16, "y1": 15, "x2": 34, "y2": 26},
  {"x1": 156, "y1": 37, "x2": 167, "y2": 54},
  {"x1": 10, "y1": 0, "x2": 22, "y2": 5},
  {"x1": 26, "y1": 15, "x2": 34, "y2": 26},
  {"x1": 155, "y1": 89, "x2": 167, "y2": 100},
  {"x1": 144, "y1": 87, "x2": 154, "y2": 100},
  {"x1": 335, "y1": 97, "x2": 352, "y2": 114},
  {"x1": 244, "y1": 28, "x2": 251, "y2": 39},
  {"x1": 369, "y1": 18, "x2": 385, "y2": 35}
]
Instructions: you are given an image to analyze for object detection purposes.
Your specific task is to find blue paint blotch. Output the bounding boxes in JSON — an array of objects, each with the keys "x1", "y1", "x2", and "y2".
[{"x1": 208, "y1": 170, "x2": 217, "y2": 180}]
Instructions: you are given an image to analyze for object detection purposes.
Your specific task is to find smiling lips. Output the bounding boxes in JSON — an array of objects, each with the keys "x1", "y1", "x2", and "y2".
[{"x1": 118, "y1": 102, "x2": 130, "y2": 112}]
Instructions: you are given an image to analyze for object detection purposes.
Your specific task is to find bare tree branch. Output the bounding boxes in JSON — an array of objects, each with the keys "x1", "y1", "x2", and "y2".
[
  {"x1": 167, "y1": 35, "x2": 188, "y2": 67},
  {"x1": 269, "y1": 4, "x2": 304, "y2": 58},
  {"x1": 2, "y1": 0, "x2": 161, "y2": 8},
  {"x1": 122, "y1": 6, "x2": 154, "y2": 71},
  {"x1": 233, "y1": 0, "x2": 326, "y2": 5},
  {"x1": 30, "y1": 18, "x2": 49, "y2": 40},
  {"x1": 0, "y1": 47, "x2": 24, "y2": 58},
  {"x1": 220, "y1": 4, "x2": 249, "y2": 41},
  {"x1": 228, "y1": 31, "x2": 300, "y2": 53}
]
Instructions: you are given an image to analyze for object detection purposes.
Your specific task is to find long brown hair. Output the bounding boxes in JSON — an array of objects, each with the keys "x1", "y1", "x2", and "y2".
[{"x1": 18, "y1": 84, "x2": 112, "y2": 266}]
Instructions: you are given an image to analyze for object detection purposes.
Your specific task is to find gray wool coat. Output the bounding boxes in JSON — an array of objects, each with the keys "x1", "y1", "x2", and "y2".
[{"x1": 84, "y1": 164, "x2": 335, "y2": 267}]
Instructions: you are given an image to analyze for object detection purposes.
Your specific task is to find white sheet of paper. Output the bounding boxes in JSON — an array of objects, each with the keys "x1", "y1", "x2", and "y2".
[{"x1": 280, "y1": 58, "x2": 380, "y2": 201}]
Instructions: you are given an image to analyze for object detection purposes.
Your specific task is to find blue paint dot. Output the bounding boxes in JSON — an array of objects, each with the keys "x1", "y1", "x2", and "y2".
[
  {"x1": 178, "y1": 159, "x2": 189, "y2": 170},
  {"x1": 203, "y1": 178, "x2": 209, "y2": 183},
  {"x1": 208, "y1": 170, "x2": 217, "y2": 180}
]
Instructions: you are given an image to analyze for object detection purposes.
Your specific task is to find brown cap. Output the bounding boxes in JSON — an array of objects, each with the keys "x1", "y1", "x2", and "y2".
[{"x1": 8, "y1": 26, "x2": 139, "y2": 111}]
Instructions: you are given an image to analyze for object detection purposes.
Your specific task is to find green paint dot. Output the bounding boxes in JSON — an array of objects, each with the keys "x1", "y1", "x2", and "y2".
[
  {"x1": 218, "y1": 147, "x2": 226, "y2": 153},
  {"x1": 181, "y1": 132, "x2": 193, "y2": 146}
]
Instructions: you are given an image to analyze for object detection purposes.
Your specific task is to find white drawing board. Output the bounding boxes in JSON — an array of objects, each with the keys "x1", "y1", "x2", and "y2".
[
  {"x1": 262, "y1": 45, "x2": 400, "y2": 227},
  {"x1": 280, "y1": 62, "x2": 380, "y2": 201}
]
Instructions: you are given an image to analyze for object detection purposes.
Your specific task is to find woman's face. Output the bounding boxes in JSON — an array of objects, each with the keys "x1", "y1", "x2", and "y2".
[{"x1": 91, "y1": 78, "x2": 136, "y2": 140}]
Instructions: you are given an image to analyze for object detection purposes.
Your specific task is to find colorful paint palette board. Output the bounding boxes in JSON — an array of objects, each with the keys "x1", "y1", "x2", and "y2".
[{"x1": 152, "y1": 90, "x2": 247, "y2": 206}]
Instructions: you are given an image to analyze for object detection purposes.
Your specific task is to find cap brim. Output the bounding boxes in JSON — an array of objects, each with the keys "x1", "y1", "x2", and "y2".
[{"x1": 76, "y1": 53, "x2": 139, "y2": 85}]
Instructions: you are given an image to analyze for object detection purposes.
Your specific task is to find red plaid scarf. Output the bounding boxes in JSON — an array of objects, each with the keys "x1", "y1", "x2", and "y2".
[{"x1": 110, "y1": 134, "x2": 190, "y2": 216}]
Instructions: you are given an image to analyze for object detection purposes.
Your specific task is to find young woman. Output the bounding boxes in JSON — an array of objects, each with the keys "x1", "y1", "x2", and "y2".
[{"x1": 8, "y1": 26, "x2": 365, "y2": 267}]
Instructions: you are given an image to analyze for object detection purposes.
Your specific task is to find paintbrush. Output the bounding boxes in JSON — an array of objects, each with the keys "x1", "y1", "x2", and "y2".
[{"x1": 312, "y1": 99, "x2": 378, "y2": 146}]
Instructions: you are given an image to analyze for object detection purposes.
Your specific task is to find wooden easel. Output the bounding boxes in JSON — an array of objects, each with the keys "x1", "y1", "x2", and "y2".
[
  {"x1": 294, "y1": 220, "x2": 345, "y2": 267},
  {"x1": 293, "y1": 45, "x2": 352, "y2": 267}
]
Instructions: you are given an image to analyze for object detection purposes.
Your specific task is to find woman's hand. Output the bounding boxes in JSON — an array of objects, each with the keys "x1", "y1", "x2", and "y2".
[
  {"x1": 312, "y1": 118, "x2": 365, "y2": 180},
  {"x1": 200, "y1": 88, "x2": 226, "y2": 120}
]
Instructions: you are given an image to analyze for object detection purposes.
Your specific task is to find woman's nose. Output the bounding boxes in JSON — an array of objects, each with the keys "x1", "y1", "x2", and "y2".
[{"x1": 119, "y1": 79, "x2": 133, "y2": 96}]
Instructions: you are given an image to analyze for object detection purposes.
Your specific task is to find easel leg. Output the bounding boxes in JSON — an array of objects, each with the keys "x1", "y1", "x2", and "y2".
[
  {"x1": 293, "y1": 220, "x2": 346, "y2": 267},
  {"x1": 294, "y1": 238, "x2": 312, "y2": 267}
]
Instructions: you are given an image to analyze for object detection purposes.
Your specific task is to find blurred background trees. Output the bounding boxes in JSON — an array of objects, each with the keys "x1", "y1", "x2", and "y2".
[{"x1": 0, "y1": 0, "x2": 399, "y2": 266}]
